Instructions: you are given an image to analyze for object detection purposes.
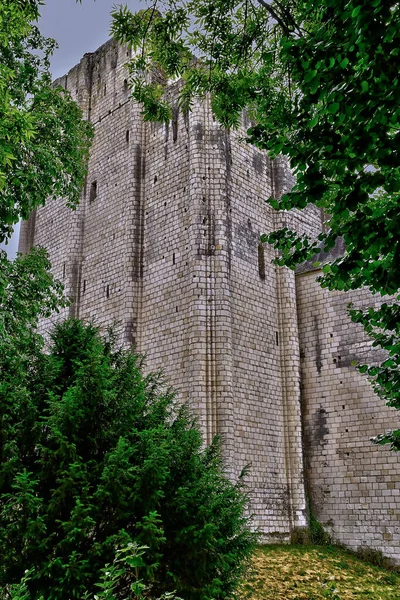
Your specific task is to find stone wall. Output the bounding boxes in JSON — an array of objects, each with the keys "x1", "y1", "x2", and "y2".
[
  {"x1": 19, "y1": 40, "x2": 323, "y2": 540},
  {"x1": 18, "y1": 38, "x2": 399, "y2": 558},
  {"x1": 297, "y1": 272, "x2": 400, "y2": 562}
]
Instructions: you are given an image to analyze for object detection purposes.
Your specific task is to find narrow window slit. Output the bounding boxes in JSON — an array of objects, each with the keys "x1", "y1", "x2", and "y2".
[
  {"x1": 90, "y1": 180, "x2": 97, "y2": 202},
  {"x1": 258, "y1": 243, "x2": 266, "y2": 280}
]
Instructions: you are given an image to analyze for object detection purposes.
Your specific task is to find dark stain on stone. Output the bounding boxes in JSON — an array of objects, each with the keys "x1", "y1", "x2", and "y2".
[
  {"x1": 164, "y1": 121, "x2": 169, "y2": 160},
  {"x1": 197, "y1": 209, "x2": 216, "y2": 257},
  {"x1": 273, "y1": 484, "x2": 291, "y2": 518},
  {"x1": 194, "y1": 122, "x2": 203, "y2": 141},
  {"x1": 125, "y1": 318, "x2": 136, "y2": 347},
  {"x1": 314, "y1": 314, "x2": 322, "y2": 374},
  {"x1": 234, "y1": 219, "x2": 259, "y2": 262},
  {"x1": 110, "y1": 45, "x2": 118, "y2": 69},
  {"x1": 258, "y1": 244, "x2": 266, "y2": 280},
  {"x1": 183, "y1": 108, "x2": 189, "y2": 131},
  {"x1": 314, "y1": 406, "x2": 329, "y2": 447},
  {"x1": 132, "y1": 144, "x2": 144, "y2": 282},
  {"x1": 210, "y1": 129, "x2": 226, "y2": 152},
  {"x1": 330, "y1": 292, "x2": 389, "y2": 369},
  {"x1": 172, "y1": 105, "x2": 179, "y2": 143},
  {"x1": 223, "y1": 130, "x2": 233, "y2": 273},
  {"x1": 252, "y1": 152, "x2": 264, "y2": 175},
  {"x1": 68, "y1": 260, "x2": 80, "y2": 318}
]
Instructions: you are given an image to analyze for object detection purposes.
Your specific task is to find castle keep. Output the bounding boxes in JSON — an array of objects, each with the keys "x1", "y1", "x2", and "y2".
[{"x1": 19, "y1": 40, "x2": 400, "y2": 562}]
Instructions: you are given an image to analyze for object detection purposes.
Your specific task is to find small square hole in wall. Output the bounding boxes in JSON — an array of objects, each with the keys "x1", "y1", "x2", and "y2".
[{"x1": 90, "y1": 180, "x2": 97, "y2": 202}]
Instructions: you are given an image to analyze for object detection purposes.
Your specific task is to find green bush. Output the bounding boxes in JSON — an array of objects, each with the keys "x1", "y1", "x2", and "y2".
[
  {"x1": 309, "y1": 514, "x2": 331, "y2": 546},
  {"x1": 0, "y1": 319, "x2": 255, "y2": 600},
  {"x1": 2, "y1": 543, "x2": 182, "y2": 600}
]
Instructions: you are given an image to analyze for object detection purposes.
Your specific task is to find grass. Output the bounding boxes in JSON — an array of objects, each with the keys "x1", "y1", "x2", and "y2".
[{"x1": 240, "y1": 545, "x2": 400, "y2": 600}]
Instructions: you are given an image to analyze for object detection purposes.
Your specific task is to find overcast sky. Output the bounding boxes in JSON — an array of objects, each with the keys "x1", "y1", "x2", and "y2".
[
  {"x1": 40, "y1": 0, "x2": 143, "y2": 80},
  {"x1": 2, "y1": 0, "x2": 142, "y2": 258}
]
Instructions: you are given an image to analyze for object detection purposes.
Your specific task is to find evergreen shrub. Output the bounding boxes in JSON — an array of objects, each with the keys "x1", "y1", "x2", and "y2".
[{"x1": 0, "y1": 319, "x2": 255, "y2": 600}]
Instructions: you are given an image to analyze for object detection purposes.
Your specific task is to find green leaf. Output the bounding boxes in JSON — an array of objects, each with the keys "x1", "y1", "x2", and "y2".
[
  {"x1": 327, "y1": 102, "x2": 340, "y2": 114},
  {"x1": 304, "y1": 69, "x2": 318, "y2": 82}
]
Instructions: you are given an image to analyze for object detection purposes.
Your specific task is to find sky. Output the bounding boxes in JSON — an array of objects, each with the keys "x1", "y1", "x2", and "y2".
[
  {"x1": 2, "y1": 0, "x2": 142, "y2": 259},
  {"x1": 40, "y1": 0, "x2": 143, "y2": 80}
]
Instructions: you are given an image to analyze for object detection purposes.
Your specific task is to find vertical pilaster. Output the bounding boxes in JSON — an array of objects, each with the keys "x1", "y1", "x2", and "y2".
[
  {"x1": 187, "y1": 98, "x2": 235, "y2": 469},
  {"x1": 276, "y1": 265, "x2": 307, "y2": 530},
  {"x1": 273, "y1": 157, "x2": 308, "y2": 532},
  {"x1": 122, "y1": 102, "x2": 146, "y2": 348}
]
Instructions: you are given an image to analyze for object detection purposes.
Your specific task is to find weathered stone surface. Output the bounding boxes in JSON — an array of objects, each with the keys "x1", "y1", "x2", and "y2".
[
  {"x1": 19, "y1": 40, "x2": 400, "y2": 561},
  {"x1": 297, "y1": 276, "x2": 400, "y2": 563}
]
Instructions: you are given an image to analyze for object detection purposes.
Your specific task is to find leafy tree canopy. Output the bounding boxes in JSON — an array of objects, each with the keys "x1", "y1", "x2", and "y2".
[
  {"x1": 111, "y1": 0, "x2": 399, "y2": 295},
  {"x1": 0, "y1": 0, "x2": 92, "y2": 244},
  {"x1": 0, "y1": 246, "x2": 69, "y2": 339},
  {"x1": 0, "y1": 319, "x2": 254, "y2": 600},
  {"x1": 0, "y1": 0, "x2": 92, "y2": 369},
  {"x1": 111, "y1": 0, "x2": 400, "y2": 448}
]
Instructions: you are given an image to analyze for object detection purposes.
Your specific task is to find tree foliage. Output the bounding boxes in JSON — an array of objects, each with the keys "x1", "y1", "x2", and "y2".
[
  {"x1": 111, "y1": 0, "x2": 400, "y2": 448},
  {"x1": 0, "y1": 247, "x2": 69, "y2": 339},
  {"x1": 0, "y1": 0, "x2": 92, "y2": 244},
  {"x1": 0, "y1": 0, "x2": 92, "y2": 442},
  {"x1": 2, "y1": 543, "x2": 182, "y2": 600},
  {"x1": 0, "y1": 319, "x2": 255, "y2": 600},
  {"x1": 0, "y1": 0, "x2": 92, "y2": 370}
]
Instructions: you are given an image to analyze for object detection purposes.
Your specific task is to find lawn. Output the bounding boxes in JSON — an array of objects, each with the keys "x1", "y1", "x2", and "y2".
[{"x1": 240, "y1": 545, "x2": 400, "y2": 600}]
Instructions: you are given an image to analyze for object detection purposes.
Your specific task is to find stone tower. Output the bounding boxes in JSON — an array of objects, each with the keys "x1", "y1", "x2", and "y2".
[{"x1": 20, "y1": 39, "x2": 400, "y2": 560}]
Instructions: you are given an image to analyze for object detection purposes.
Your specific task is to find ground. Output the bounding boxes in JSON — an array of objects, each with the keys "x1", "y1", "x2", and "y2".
[{"x1": 241, "y1": 545, "x2": 400, "y2": 599}]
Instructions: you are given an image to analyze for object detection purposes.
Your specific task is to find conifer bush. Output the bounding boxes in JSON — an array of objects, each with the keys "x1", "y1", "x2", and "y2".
[{"x1": 0, "y1": 319, "x2": 254, "y2": 600}]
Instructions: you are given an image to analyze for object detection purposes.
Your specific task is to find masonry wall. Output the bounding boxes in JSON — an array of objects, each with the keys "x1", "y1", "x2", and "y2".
[
  {"x1": 18, "y1": 40, "x2": 319, "y2": 540},
  {"x1": 78, "y1": 42, "x2": 143, "y2": 345},
  {"x1": 20, "y1": 39, "x2": 400, "y2": 558},
  {"x1": 297, "y1": 272, "x2": 400, "y2": 562},
  {"x1": 136, "y1": 94, "x2": 317, "y2": 538}
]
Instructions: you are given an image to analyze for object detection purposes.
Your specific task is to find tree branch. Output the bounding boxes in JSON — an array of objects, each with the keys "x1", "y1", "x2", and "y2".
[
  {"x1": 255, "y1": 0, "x2": 303, "y2": 37},
  {"x1": 255, "y1": 0, "x2": 291, "y2": 36}
]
